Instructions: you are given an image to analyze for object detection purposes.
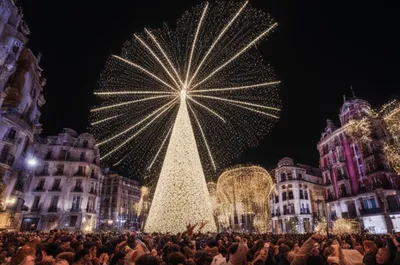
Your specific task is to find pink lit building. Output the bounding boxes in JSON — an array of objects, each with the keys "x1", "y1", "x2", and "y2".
[{"x1": 318, "y1": 97, "x2": 400, "y2": 233}]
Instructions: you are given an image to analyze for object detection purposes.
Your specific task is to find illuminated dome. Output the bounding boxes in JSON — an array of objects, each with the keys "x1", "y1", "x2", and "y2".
[{"x1": 216, "y1": 165, "x2": 276, "y2": 232}]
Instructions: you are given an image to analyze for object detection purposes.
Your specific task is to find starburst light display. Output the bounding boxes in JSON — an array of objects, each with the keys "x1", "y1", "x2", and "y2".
[{"x1": 90, "y1": 1, "x2": 280, "y2": 233}]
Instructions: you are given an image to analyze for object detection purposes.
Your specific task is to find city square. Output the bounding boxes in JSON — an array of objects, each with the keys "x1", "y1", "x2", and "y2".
[{"x1": 0, "y1": 0, "x2": 399, "y2": 265}]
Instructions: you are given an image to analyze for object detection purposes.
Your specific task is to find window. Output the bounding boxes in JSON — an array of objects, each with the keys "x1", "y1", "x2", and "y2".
[
  {"x1": 49, "y1": 196, "x2": 59, "y2": 211},
  {"x1": 83, "y1": 140, "x2": 88, "y2": 148},
  {"x1": 7, "y1": 128, "x2": 16, "y2": 140},
  {"x1": 45, "y1": 151, "x2": 52, "y2": 160},
  {"x1": 23, "y1": 137, "x2": 30, "y2": 153},
  {"x1": 78, "y1": 166, "x2": 85, "y2": 174},
  {"x1": 56, "y1": 164, "x2": 64, "y2": 175},
  {"x1": 304, "y1": 190, "x2": 309, "y2": 200},
  {"x1": 299, "y1": 190, "x2": 304, "y2": 199},
  {"x1": 32, "y1": 196, "x2": 40, "y2": 210},
  {"x1": 69, "y1": 216, "x2": 78, "y2": 227},
  {"x1": 72, "y1": 196, "x2": 81, "y2": 210},
  {"x1": 282, "y1": 192, "x2": 287, "y2": 201},
  {"x1": 42, "y1": 164, "x2": 49, "y2": 174},
  {"x1": 80, "y1": 152, "x2": 85, "y2": 161},
  {"x1": 37, "y1": 179, "x2": 45, "y2": 190},
  {"x1": 52, "y1": 179, "x2": 61, "y2": 190},
  {"x1": 76, "y1": 180, "x2": 82, "y2": 188}
]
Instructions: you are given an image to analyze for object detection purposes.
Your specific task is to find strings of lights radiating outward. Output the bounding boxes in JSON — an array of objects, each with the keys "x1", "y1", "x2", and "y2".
[{"x1": 90, "y1": 0, "x2": 281, "y2": 185}]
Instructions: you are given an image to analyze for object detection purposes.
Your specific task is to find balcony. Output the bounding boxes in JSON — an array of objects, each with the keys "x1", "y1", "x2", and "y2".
[
  {"x1": 74, "y1": 171, "x2": 86, "y2": 177},
  {"x1": 89, "y1": 189, "x2": 97, "y2": 195},
  {"x1": 72, "y1": 187, "x2": 83, "y2": 192},
  {"x1": 48, "y1": 207, "x2": 57, "y2": 212},
  {"x1": 90, "y1": 173, "x2": 98, "y2": 180},
  {"x1": 50, "y1": 187, "x2": 61, "y2": 192},
  {"x1": 86, "y1": 208, "x2": 96, "y2": 214},
  {"x1": 271, "y1": 212, "x2": 281, "y2": 217},
  {"x1": 70, "y1": 208, "x2": 81, "y2": 212},
  {"x1": 283, "y1": 210, "x2": 295, "y2": 215},
  {"x1": 0, "y1": 154, "x2": 15, "y2": 167},
  {"x1": 34, "y1": 187, "x2": 45, "y2": 192},
  {"x1": 300, "y1": 209, "x2": 311, "y2": 214},
  {"x1": 325, "y1": 179, "x2": 332, "y2": 186}
]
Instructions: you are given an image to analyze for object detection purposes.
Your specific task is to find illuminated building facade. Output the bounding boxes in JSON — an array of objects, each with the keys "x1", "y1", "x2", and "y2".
[
  {"x1": 99, "y1": 170, "x2": 141, "y2": 231},
  {"x1": 0, "y1": 0, "x2": 45, "y2": 230},
  {"x1": 271, "y1": 157, "x2": 324, "y2": 233},
  {"x1": 318, "y1": 97, "x2": 400, "y2": 233},
  {"x1": 21, "y1": 129, "x2": 103, "y2": 232}
]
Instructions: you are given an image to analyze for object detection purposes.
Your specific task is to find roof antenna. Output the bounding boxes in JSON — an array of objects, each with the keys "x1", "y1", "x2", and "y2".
[{"x1": 350, "y1": 86, "x2": 356, "y2": 98}]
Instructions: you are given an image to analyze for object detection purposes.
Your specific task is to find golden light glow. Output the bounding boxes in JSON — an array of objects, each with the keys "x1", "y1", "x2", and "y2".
[
  {"x1": 90, "y1": 1, "x2": 281, "y2": 233},
  {"x1": 215, "y1": 166, "x2": 276, "y2": 232},
  {"x1": 344, "y1": 117, "x2": 372, "y2": 150},
  {"x1": 144, "y1": 99, "x2": 217, "y2": 233}
]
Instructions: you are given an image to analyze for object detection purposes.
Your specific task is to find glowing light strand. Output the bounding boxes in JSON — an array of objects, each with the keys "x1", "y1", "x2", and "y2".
[
  {"x1": 192, "y1": 94, "x2": 281, "y2": 112},
  {"x1": 147, "y1": 126, "x2": 174, "y2": 170},
  {"x1": 191, "y1": 22, "x2": 278, "y2": 90},
  {"x1": 192, "y1": 81, "x2": 281, "y2": 93},
  {"x1": 187, "y1": 1, "x2": 249, "y2": 88},
  {"x1": 100, "y1": 98, "x2": 179, "y2": 160},
  {"x1": 112, "y1": 55, "x2": 178, "y2": 92},
  {"x1": 145, "y1": 29, "x2": 184, "y2": 86},
  {"x1": 187, "y1": 96, "x2": 226, "y2": 123},
  {"x1": 185, "y1": 2, "x2": 209, "y2": 86},
  {"x1": 91, "y1": 114, "x2": 121, "y2": 126},
  {"x1": 91, "y1": 95, "x2": 172, "y2": 112},
  {"x1": 97, "y1": 98, "x2": 178, "y2": 147},
  {"x1": 135, "y1": 34, "x2": 181, "y2": 89},
  {"x1": 188, "y1": 102, "x2": 217, "y2": 170}
]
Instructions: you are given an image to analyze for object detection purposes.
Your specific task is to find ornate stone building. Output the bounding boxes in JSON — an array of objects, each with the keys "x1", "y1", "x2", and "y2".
[
  {"x1": 318, "y1": 97, "x2": 400, "y2": 233},
  {"x1": 0, "y1": 0, "x2": 30, "y2": 92},
  {"x1": 21, "y1": 129, "x2": 102, "y2": 232},
  {"x1": 99, "y1": 170, "x2": 141, "y2": 231},
  {"x1": 0, "y1": 0, "x2": 45, "y2": 230},
  {"x1": 271, "y1": 157, "x2": 324, "y2": 233}
]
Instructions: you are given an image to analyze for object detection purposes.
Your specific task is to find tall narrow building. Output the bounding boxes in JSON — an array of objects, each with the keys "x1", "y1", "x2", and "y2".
[{"x1": 0, "y1": 0, "x2": 45, "y2": 230}]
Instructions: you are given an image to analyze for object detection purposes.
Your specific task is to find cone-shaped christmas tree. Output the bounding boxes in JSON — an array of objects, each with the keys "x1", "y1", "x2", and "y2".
[{"x1": 145, "y1": 92, "x2": 217, "y2": 233}]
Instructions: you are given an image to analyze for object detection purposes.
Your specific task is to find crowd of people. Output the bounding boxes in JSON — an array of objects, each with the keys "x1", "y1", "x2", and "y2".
[{"x1": 0, "y1": 226, "x2": 399, "y2": 265}]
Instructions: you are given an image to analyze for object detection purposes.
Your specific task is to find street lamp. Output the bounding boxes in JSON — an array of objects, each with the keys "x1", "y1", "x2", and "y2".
[{"x1": 27, "y1": 157, "x2": 38, "y2": 168}]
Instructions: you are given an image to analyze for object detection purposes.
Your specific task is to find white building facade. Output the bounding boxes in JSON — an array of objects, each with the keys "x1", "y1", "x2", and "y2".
[
  {"x1": 21, "y1": 128, "x2": 102, "y2": 232},
  {"x1": 271, "y1": 157, "x2": 325, "y2": 233}
]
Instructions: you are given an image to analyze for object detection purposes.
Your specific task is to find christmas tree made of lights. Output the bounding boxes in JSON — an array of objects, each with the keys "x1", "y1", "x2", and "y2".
[{"x1": 145, "y1": 91, "x2": 217, "y2": 233}]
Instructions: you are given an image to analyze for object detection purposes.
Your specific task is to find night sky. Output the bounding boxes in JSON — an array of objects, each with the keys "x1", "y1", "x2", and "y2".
[{"x1": 18, "y1": 0, "x2": 400, "y2": 174}]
